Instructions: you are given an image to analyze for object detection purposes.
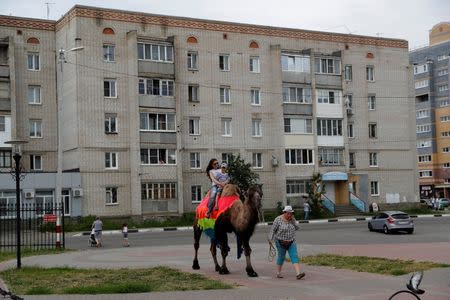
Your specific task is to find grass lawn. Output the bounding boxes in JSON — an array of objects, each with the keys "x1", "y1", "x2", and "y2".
[
  {"x1": 302, "y1": 254, "x2": 449, "y2": 276},
  {"x1": 0, "y1": 248, "x2": 71, "y2": 263},
  {"x1": 0, "y1": 266, "x2": 233, "y2": 295}
]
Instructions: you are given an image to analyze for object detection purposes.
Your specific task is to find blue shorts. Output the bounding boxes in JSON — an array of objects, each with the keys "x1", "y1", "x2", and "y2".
[{"x1": 275, "y1": 239, "x2": 299, "y2": 265}]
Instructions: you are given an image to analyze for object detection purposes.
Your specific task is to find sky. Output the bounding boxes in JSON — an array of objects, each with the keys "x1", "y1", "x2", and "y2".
[{"x1": 1, "y1": 0, "x2": 449, "y2": 49}]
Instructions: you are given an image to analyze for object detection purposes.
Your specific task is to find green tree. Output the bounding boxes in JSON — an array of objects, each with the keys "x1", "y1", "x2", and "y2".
[
  {"x1": 306, "y1": 172, "x2": 326, "y2": 217},
  {"x1": 227, "y1": 154, "x2": 260, "y2": 200}
]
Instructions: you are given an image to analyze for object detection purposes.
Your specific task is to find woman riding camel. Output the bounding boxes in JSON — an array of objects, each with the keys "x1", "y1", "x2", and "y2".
[{"x1": 205, "y1": 159, "x2": 229, "y2": 218}]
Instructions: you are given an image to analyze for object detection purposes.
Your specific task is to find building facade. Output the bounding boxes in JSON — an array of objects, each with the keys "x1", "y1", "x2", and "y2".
[
  {"x1": 410, "y1": 22, "x2": 450, "y2": 199},
  {"x1": 0, "y1": 5, "x2": 417, "y2": 217}
]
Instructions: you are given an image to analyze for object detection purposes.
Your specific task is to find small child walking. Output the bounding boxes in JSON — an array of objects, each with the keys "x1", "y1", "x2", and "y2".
[{"x1": 122, "y1": 223, "x2": 130, "y2": 247}]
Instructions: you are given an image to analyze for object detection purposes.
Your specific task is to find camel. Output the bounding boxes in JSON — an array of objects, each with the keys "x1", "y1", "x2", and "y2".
[{"x1": 192, "y1": 184, "x2": 263, "y2": 277}]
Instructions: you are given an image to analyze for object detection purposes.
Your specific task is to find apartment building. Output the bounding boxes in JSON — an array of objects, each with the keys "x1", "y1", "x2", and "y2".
[
  {"x1": 410, "y1": 22, "x2": 450, "y2": 199},
  {"x1": 0, "y1": 5, "x2": 417, "y2": 217}
]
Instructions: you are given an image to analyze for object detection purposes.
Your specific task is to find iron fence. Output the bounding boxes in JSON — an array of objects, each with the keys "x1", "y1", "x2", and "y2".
[{"x1": 0, "y1": 202, "x2": 65, "y2": 251}]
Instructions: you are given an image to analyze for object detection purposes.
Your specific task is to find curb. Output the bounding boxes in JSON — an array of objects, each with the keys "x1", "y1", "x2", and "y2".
[{"x1": 72, "y1": 214, "x2": 450, "y2": 237}]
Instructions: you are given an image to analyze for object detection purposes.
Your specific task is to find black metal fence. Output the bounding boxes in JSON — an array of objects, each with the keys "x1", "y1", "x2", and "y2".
[{"x1": 0, "y1": 202, "x2": 65, "y2": 251}]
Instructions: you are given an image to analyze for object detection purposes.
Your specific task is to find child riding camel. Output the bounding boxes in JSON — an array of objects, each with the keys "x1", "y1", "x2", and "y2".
[{"x1": 206, "y1": 162, "x2": 230, "y2": 218}]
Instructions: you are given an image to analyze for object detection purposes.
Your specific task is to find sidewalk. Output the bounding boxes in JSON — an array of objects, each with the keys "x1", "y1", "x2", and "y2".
[{"x1": 1, "y1": 241, "x2": 450, "y2": 299}]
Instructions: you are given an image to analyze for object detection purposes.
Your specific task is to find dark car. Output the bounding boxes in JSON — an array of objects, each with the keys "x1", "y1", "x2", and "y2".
[
  {"x1": 368, "y1": 211, "x2": 414, "y2": 234},
  {"x1": 420, "y1": 199, "x2": 433, "y2": 208},
  {"x1": 437, "y1": 198, "x2": 450, "y2": 210}
]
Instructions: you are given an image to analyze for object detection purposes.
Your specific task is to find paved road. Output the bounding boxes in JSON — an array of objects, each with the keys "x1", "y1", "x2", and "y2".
[{"x1": 66, "y1": 217, "x2": 450, "y2": 250}]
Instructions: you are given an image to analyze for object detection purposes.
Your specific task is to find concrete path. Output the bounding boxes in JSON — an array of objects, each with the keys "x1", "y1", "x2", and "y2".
[{"x1": 1, "y1": 241, "x2": 450, "y2": 299}]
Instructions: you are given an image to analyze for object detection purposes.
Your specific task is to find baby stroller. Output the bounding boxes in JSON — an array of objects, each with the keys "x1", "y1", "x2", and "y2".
[{"x1": 88, "y1": 229, "x2": 97, "y2": 247}]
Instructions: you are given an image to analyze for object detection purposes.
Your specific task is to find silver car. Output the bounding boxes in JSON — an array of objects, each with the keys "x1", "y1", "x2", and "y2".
[{"x1": 368, "y1": 211, "x2": 414, "y2": 234}]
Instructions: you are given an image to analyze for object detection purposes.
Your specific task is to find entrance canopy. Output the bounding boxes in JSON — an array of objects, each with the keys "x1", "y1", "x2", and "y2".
[{"x1": 322, "y1": 172, "x2": 348, "y2": 181}]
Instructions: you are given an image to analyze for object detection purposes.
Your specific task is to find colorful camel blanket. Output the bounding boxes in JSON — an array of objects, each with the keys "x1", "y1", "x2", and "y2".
[{"x1": 196, "y1": 190, "x2": 240, "y2": 240}]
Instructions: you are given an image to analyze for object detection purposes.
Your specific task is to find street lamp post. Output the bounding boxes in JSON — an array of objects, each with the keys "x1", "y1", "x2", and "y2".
[
  {"x1": 56, "y1": 46, "x2": 83, "y2": 214},
  {"x1": 5, "y1": 139, "x2": 28, "y2": 269}
]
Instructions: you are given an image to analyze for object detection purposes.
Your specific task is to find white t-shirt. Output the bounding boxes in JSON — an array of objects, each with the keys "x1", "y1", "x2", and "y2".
[{"x1": 209, "y1": 169, "x2": 220, "y2": 186}]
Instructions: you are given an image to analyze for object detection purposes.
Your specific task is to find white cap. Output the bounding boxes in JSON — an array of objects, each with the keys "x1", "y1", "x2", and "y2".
[{"x1": 282, "y1": 205, "x2": 294, "y2": 213}]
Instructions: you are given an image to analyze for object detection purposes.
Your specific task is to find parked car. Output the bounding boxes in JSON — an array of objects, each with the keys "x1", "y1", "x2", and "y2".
[
  {"x1": 420, "y1": 198, "x2": 433, "y2": 209},
  {"x1": 437, "y1": 198, "x2": 450, "y2": 210},
  {"x1": 368, "y1": 211, "x2": 414, "y2": 234}
]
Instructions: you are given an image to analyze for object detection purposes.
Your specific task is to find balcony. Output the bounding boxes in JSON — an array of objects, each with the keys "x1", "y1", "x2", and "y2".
[{"x1": 138, "y1": 60, "x2": 174, "y2": 77}]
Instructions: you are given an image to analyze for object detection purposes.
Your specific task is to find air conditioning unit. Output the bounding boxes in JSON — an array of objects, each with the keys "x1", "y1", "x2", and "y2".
[
  {"x1": 73, "y1": 188, "x2": 83, "y2": 197},
  {"x1": 24, "y1": 190, "x2": 35, "y2": 199}
]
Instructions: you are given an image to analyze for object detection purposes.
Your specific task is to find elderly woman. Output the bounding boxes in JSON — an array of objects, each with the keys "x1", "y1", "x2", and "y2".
[{"x1": 268, "y1": 205, "x2": 305, "y2": 279}]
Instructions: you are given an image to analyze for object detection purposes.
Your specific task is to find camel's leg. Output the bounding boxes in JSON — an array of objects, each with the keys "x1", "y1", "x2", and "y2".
[
  {"x1": 210, "y1": 242, "x2": 220, "y2": 272},
  {"x1": 242, "y1": 237, "x2": 258, "y2": 277},
  {"x1": 218, "y1": 234, "x2": 230, "y2": 275},
  {"x1": 192, "y1": 223, "x2": 202, "y2": 270}
]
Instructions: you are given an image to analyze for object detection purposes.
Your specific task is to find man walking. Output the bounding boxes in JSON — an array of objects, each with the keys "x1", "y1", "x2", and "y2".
[{"x1": 303, "y1": 201, "x2": 311, "y2": 220}]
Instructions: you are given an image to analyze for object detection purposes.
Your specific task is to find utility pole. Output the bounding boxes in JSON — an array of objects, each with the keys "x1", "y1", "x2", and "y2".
[{"x1": 45, "y1": 2, "x2": 55, "y2": 20}]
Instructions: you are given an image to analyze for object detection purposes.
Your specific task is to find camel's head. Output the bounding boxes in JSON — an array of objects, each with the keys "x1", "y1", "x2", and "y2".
[
  {"x1": 246, "y1": 185, "x2": 263, "y2": 209},
  {"x1": 222, "y1": 184, "x2": 240, "y2": 197}
]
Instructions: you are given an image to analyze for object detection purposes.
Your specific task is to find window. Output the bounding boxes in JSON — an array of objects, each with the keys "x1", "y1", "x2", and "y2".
[
  {"x1": 190, "y1": 152, "x2": 201, "y2": 169},
  {"x1": 106, "y1": 187, "x2": 118, "y2": 205},
  {"x1": 438, "y1": 84, "x2": 449, "y2": 92},
  {"x1": 284, "y1": 118, "x2": 312, "y2": 134},
  {"x1": 105, "y1": 113, "x2": 117, "y2": 133},
  {"x1": 138, "y1": 78, "x2": 174, "y2": 96},
  {"x1": 438, "y1": 69, "x2": 449, "y2": 76},
  {"x1": 440, "y1": 100, "x2": 450, "y2": 107},
  {"x1": 416, "y1": 109, "x2": 430, "y2": 119},
  {"x1": 222, "y1": 153, "x2": 233, "y2": 164},
  {"x1": 252, "y1": 153, "x2": 262, "y2": 168},
  {"x1": 220, "y1": 86, "x2": 231, "y2": 104},
  {"x1": 103, "y1": 44, "x2": 115, "y2": 62},
  {"x1": 419, "y1": 170, "x2": 433, "y2": 178},
  {"x1": 368, "y1": 95, "x2": 376, "y2": 110},
  {"x1": 286, "y1": 180, "x2": 309, "y2": 195},
  {"x1": 104, "y1": 79, "x2": 117, "y2": 97},
  {"x1": 370, "y1": 181, "x2": 379, "y2": 196},
  {"x1": 314, "y1": 57, "x2": 340, "y2": 74},
  {"x1": 191, "y1": 185, "x2": 202, "y2": 203},
  {"x1": 28, "y1": 86, "x2": 41, "y2": 104},
  {"x1": 27, "y1": 52, "x2": 40, "y2": 70},
  {"x1": 219, "y1": 54, "x2": 230, "y2": 71},
  {"x1": 366, "y1": 66, "x2": 374, "y2": 81},
  {"x1": 0, "y1": 150, "x2": 12, "y2": 168},
  {"x1": 222, "y1": 118, "x2": 232, "y2": 136},
  {"x1": 187, "y1": 51, "x2": 198, "y2": 70},
  {"x1": 281, "y1": 54, "x2": 310, "y2": 72},
  {"x1": 348, "y1": 123, "x2": 354, "y2": 138},
  {"x1": 349, "y1": 152, "x2": 355, "y2": 168},
  {"x1": 437, "y1": 54, "x2": 449, "y2": 61},
  {"x1": 249, "y1": 56, "x2": 260, "y2": 73},
  {"x1": 369, "y1": 123, "x2": 377, "y2": 139},
  {"x1": 418, "y1": 155, "x2": 431, "y2": 163},
  {"x1": 188, "y1": 85, "x2": 199, "y2": 102},
  {"x1": 345, "y1": 94, "x2": 353, "y2": 109},
  {"x1": 441, "y1": 116, "x2": 450, "y2": 122},
  {"x1": 282, "y1": 86, "x2": 312, "y2": 103},
  {"x1": 317, "y1": 119, "x2": 343, "y2": 136},
  {"x1": 29, "y1": 119, "x2": 42, "y2": 138},
  {"x1": 140, "y1": 113, "x2": 176, "y2": 131},
  {"x1": 0, "y1": 116, "x2": 4, "y2": 131},
  {"x1": 415, "y1": 80, "x2": 429, "y2": 89},
  {"x1": 444, "y1": 147, "x2": 450, "y2": 153},
  {"x1": 140, "y1": 149, "x2": 176, "y2": 165},
  {"x1": 416, "y1": 124, "x2": 431, "y2": 133},
  {"x1": 105, "y1": 152, "x2": 118, "y2": 169},
  {"x1": 344, "y1": 65, "x2": 352, "y2": 81},
  {"x1": 317, "y1": 90, "x2": 341, "y2": 104},
  {"x1": 285, "y1": 149, "x2": 314, "y2": 165},
  {"x1": 62, "y1": 190, "x2": 71, "y2": 216},
  {"x1": 251, "y1": 88, "x2": 260, "y2": 105},
  {"x1": 442, "y1": 131, "x2": 450, "y2": 137},
  {"x1": 137, "y1": 43, "x2": 173, "y2": 62},
  {"x1": 29, "y1": 154, "x2": 42, "y2": 170},
  {"x1": 417, "y1": 140, "x2": 432, "y2": 148},
  {"x1": 369, "y1": 152, "x2": 378, "y2": 167},
  {"x1": 251, "y1": 119, "x2": 262, "y2": 137},
  {"x1": 35, "y1": 191, "x2": 53, "y2": 215},
  {"x1": 189, "y1": 117, "x2": 200, "y2": 135},
  {"x1": 413, "y1": 64, "x2": 428, "y2": 74},
  {"x1": 141, "y1": 183, "x2": 176, "y2": 200},
  {"x1": 318, "y1": 148, "x2": 344, "y2": 166}
]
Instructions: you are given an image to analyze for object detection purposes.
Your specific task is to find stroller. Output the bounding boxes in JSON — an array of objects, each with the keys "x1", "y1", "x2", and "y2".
[{"x1": 88, "y1": 229, "x2": 97, "y2": 247}]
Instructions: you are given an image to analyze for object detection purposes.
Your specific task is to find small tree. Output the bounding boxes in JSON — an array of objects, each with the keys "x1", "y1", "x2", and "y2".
[
  {"x1": 227, "y1": 154, "x2": 260, "y2": 200},
  {"x1": 306, "y1": 172, "x2": 326, "y2": 218}
]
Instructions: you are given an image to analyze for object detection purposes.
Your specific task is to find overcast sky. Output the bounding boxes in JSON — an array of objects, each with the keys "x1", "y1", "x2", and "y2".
[{"x1": 1, "y1": 0, "x2": 448, "y2": 49}]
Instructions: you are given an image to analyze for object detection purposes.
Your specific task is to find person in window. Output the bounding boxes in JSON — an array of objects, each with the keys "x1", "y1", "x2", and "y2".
[{"x1": 268, "y1": 206, "x2": 305, "y2": 280}]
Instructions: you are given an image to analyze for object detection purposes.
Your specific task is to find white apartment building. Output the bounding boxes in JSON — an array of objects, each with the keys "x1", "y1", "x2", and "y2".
[{"x1": 0, "y1": 5, "x2": 418, "y2": 217}]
